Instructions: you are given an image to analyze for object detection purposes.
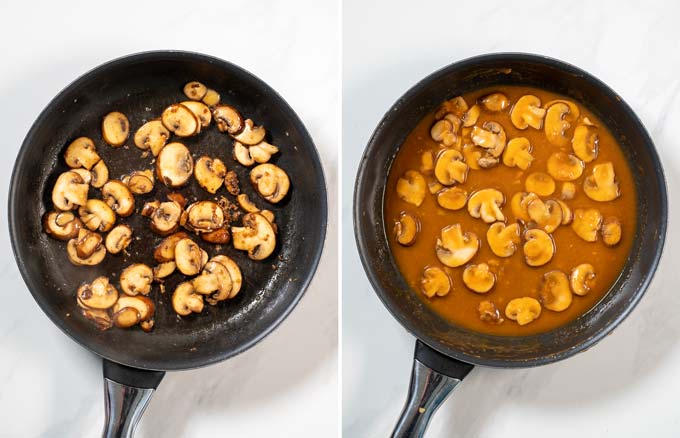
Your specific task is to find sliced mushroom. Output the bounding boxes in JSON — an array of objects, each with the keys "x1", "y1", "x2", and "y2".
[
  {"x1": 78, "y1": 277, "x2": 118, "y2": 310},
  {"x1": 43, "y1": 211, "x2": 82, "y2": 241},
  {"x1": 584, "y1": 162, "x2": 620, "y2": 202},
  {"x1": 510, "y1": 191, "x2": 539, "y2": 222},
  {"x1": 102, "y1": 180, "x2": 135, "y2": 217},
  {"x1": 81, "y1": 307, "x2": 113, "y2": 331},
  {"x1": 194, "y1": 156, "x2": 227, "y2": 194},
  {"x1": 162, "y1": 104, "x2": 199, "y2": 137},
  {"x1": 479, "y1": 93, "x2": 509, "y2": 112},
  {"x1": 157, "y1": 142, "x2": 194, "y2": 187},
  {"x1": 462, "y1": 105, "x2": 480, "y2": 127},
  {"x1": 510, "y1": 95, "x2": 546, "y2": 130},
  {"x1": 420, "y1": 150, "x2": 435, "y2": 173},
  {"x1": 73, "y1": 228, "x2": 103, "y2": 258},
  {"x1": 237, "y1": 193, "x2": 261, "y2": 213},
  {"x1": 134, "y1": 120, "x2": 171, "y2": 156},
  {"x1": 430, "y1": 116, "x2": 459, "y2": 146},
  {"x1": 233, "y1": 141, "x2": 256, "y2": 166},
  {"x1": 428, "y1": 179, "x2": 443, "y2": 194},
  {"x1": 556, "y1": 200, "x2": 573, "y2": 225},
  {"x1": 166, "y1": 192, "x2": 187, "y2": 209},
  {"x1": 546, "y1": 152, "x2": 584, "y2": 182},
  {"x1": 487, "y1": 222, "x2": 520, "y2": 257},
  {"x1": 463, "y1": 263, "x2": 495, "y2": 293},
  {"x1": 394, "y1": 211, "x2": 419, "y2": 246},
  {"x1": 232, "y1": 213, "x2": 277, "y2": 260},
  {"x1": 525, "y1": 172, "x2": 555, "y2": 196},
  {"x1": 64, "y1": 137, "x2": 101, "y2": 170},
  {"x1": 102, "y1": 111, "x2": 130, "y2": 147},
  {"x1": 570, "y1": 263, "x2": 596, "y2": 296},
  {"x1": 471, "y1": 121, "x2": 506, "y2": 158},
  {"x1": 71, "y1": 168, "x2": 92, "y2": 185},
  {"x1": 421, "y1": 266, "x2": 451, "y2": 298},
  {"x1": 502, "y1": 137, "x2": 533, "y2": 170},
  {"x1": 201, "y1": 226, "x2": 231, "y2": 244},
  {"x1": 153, "y1": 232, "x2": 189, "y2": 262},
  {"x1": 572, "y1": 124, "x2": 599, "y2": 163},
  {"x1": 260, "y1": 209, "x2": 275, "y2": 225},
  {"x1": 91, "y1": 160, "x2": 109, "y2": 188},
  {"x1": 211, "y1": 255, "x2": 243, "y2": 299},
  {"x1": 141, "y1": 200, "x2": 160, "y2": 217},
  {"x1": 183, "y1": 81, "x2": 207, "y2": 100},
  {"x1": 52, "y1": 171, "x2": 89, "y2": 210},
  {"x1": 601, "y1": 217, "x2": 622, "y2": 246},
  {"x1": 462, "y1": 144, "x2": 483, "y2": 170},
  {"x1": 224, "y1": 170, "x2": 240, "y2": 195},
  {"x1": 172, "y1": 281, "x2": 204, "y2": 316},
  {"x1": 249, "y1": 163, "x2": 290, "y2": 203},
  {"x1": 527, "y1": 198, "x2": 563, "y2": 233},
  {"x1": 119, "y1": 264, "x2": 153, "y2": 296},
  {"x1": 185, "y1": 201, "x2": 224, "y2": 232},
  {"x1": 478, "y1": 301, "x2": 503, "y2": 324},
  {"x1": 434, "y1": 96, "x2": 468, "y2": 119},
  {"x1": 561, "y1": 182, "x2": 576, "y2": 200},
  {"x1": 248, "y1": 141, "x2": 280, "y2": 164},
  {"x1": 213, "y1": 104, "x2": 244, "y2": 134},
  {"x1": 505, "y1": 297, "x2": 541, "y2": 326},
  {"x1": 153, "y1": 261, "x2": 176, "y2": 281},
  {"x1": 113, "y1": 296, "x2": 155, "y2": 322},
  {"x1": 434, "y1": 149, "x2": 468, "y2": 186},
  {"x1": 150, "y1": 201, "x2": 185, "y2": 236},
  {"x1": 200, "y1": 260, "x2": 234, "y2": 304},
  {"x1": 192, "y1": 271, "x2": 220, "y2": 295},
  {"x1": 105, "y1": 224, "x2": 132, "y2": 254},
  {"x1": 79, "y1": 199, "x2": 116, "y2": 232},
  {"x1": 435, "y1": 224, "x2": 479, "y2": 267},
  {"x1": 123, "y1": 170, "x2": 154, "y2": 195},
  {"x1": 202, "y1": 88, "x2": 220, "y2": 106},
  {"x1": 572, "y1": 208, "x2": 603, "y2": 242},
  {"x1": 67, "y1": 234, "x2": 106, "y2": 266},
  {"x1": 181, "y1": 101, "x2": 211, "y2": 129},
  {"x1": 538, "y1": 270, "x2": 572, "y2": 312},
  {"x1": 175, "y1": 238, "x2": 206, "y2": 276},
  {"x1": 523, "y1": 229, "x2": 555, "y2": 267},
  {"x1": 544, "y1": 101, "x2": 579, "y2": 146},
  {"x1": 436, "y1": 187, "x2": 468, "y2": 210},
  {"x1": 467, "y1": 189, "x2": 505, "y2": 223},
  {"x1": 233, "y1": 119, "x2": 266, "y2": 145}
]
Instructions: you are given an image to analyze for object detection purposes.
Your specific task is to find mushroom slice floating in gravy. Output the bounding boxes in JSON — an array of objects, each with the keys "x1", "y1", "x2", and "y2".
[
  {"x1": 421, "y1": 266, "x2": 451, "y2": 298},
  {"x1": 435, "y1": 224, "x2": 479, "y2": 268}
]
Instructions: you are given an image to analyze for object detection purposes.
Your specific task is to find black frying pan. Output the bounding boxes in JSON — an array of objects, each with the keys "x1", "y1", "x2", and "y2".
[
  {"x1": 354, "y1": 53, "x2": 667, "y2": 436},
  {"x1": 9, "y1": 51, "x2": 327, "y2": 437}
]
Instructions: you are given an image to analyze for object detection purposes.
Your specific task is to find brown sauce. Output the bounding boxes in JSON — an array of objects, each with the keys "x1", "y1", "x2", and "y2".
[{"x1": 384, "y1": 86, "x2": 636, "y2": 336}]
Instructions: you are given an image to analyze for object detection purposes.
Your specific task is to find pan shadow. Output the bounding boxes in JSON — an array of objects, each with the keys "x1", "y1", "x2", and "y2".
[
  {"x1": 1, "y1": 50, "x2": 337, "y2": 438},
  {"x1": 343, "y1": 55, "x2": 678, "y2": 436}
]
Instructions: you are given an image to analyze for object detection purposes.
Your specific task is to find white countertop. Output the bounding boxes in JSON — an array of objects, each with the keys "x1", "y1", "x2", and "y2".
[
  {"x1": 343, "y1": 0, "x2": 679, "y2": 436},
  {"x1": 0, "y1": 1, "x2": 338, "y2": 437}
]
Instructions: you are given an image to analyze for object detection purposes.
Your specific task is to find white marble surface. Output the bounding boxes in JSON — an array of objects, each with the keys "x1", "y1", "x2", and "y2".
[
  {"x1": 343, "y1": 0, "x2": 679, "y2": 436},
  {"x1": 0, "y1": 1, "x2": 338, "y2": 437}
]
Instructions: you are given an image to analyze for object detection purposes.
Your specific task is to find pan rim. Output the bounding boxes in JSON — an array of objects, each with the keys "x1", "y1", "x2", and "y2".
[
  {"x1": 8, "y1": 49, "x2": 328, "y2": 371},
  {"x1": 353, "y1": 51, "x2": 668, "y2": 368}
]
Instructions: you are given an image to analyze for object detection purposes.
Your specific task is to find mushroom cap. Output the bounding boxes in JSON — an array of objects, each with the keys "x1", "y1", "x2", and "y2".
[
  {"x1": 572, "y1": 124, "x2": 599, "y2": 163},
  {"x1": 546, "y1": 152, "x2": 584, "y2": 181},
  {"x1": 102, "y1": 180, "x2": 135, "y2": 217},
  {"x1": 570, "y1": 263, "x2": 596, "y2": 296},
  {"x1": 250, "y1": 163, "x2": 291, "y2": 204},
  {"x1": 502, "y1": 137, "x2": 533, "y2": 170},
  {"x1": 467, "y1": 188, "x2": 505, "y2": 223},
  {"x1": 420, "y1": 266, "x2": 451, "y2": 298},
  {"x1": 462, "y1": 263, "x2": 496, "y2": 293},
  {"x1": 487, "y1": 222, "x2": 520, "y2": 257},
  {"x1": 202, "y1": 88, "x2": 221, "y2": 106},
  {"x1": 538, "y1": 270, "x2": 572, "y2": 312},
  {"x1": 395, "y1": 170, "x2": 426, "y2": 207},
  {"x1": 572, "y1": 208, "x2": 603, "y2": 242},
  {"x1": 435, "y1": 224, "x2": 479, "y2": 267},
  {"x1": 523, "y1": 229, "x2": 555, "y2": 267},
  {"x1": 430, "y1": 117, "x2": 459, "y2": 146},
  {"x1": 505, "y1": 297, "x2": 542, "y2": 325},
  {"x1": 434, "y1": 149, "x2": 468, "y2": 186},
  {"x1": 584, "y1": 162, "x2": 620, "y2": 202},
  {"x1": 510, "y1": 95, "x2": 546, "y2": 130},
  {"x1": 231, "y1": 213, "x2": 277, "y2": 261}
]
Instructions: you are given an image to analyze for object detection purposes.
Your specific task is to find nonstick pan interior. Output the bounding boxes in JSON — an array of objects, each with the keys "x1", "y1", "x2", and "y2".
[
  {"x1": 9, "y1": 51, "x2": 327, "y2": 371},
  {"x1": 354, "y1": 53, "x2": 667, "y2": 367}
]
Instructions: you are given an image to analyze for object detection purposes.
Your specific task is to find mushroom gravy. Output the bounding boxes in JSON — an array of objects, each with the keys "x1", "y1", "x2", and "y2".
[{"x1": 384, "y1": 86, "x2": 636, "y2": 336}]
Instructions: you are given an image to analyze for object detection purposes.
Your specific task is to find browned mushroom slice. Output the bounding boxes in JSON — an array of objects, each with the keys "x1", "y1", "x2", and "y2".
[
  {"x1": 527, "y1": 199, "x2": 563, "y2": 233},
  {"x1": 201, "y1": 226, "x2": 231, "y2": 244},
  {"x1": 525, "y1": 172, "x2": 555, "y2": 196},
  {"x1": 91, "y1": 160, "x2": 109, "y2": 188},
  {"x1": 71, "y1": 169, "x2": 92, "y2": 185},
  {"x1": 113, "y1": 296, "x2": 155, "y2": 322},
  {"x1": 120, "y1": 264, "x2": 153, "y2": 296},
  {"x1": 601, "y1": 217, "x2": 622, "y2": 246},
  {"x1": 185, "y1": 201, "x2": 224, "y2": 233},
  {"x1": 175, "y1": 238, "x2": 206, "y2": 276},
  {"x1": 102, "y1": 112, "x2": 130, "y2": 147},
  {"x1": 510, "y1": 95, "x2": 546, "y2": 130},
  {"x1": 487, "y1": 222, "x2": 520, "y2": 257},
  {"x1": 478, "y1": 301, "x2": 504, "y2": 324},
  {"x1": 67, "y1": 235, "x2": 106, "y2": 266},
  {"x1": 105, "y1": 224, "x2": 132, "y2": 254},
  {"x1": 65, "y1": 137, "x2": 101, "y2": 170},
  {"x1": 232, "y1": 119, "x2": 266, "y2": 145},
  {"x1": 78, "y1": 277, "x2": 118, "y2": 309},
  {"x1": 134, "y1": 120, "x2": 170, "y2": 156},
  {"x1": 437, "y1": 187, "x2": 467, "y2": 210},
  {"x1": 224, "y1": 170, "x2": 240, "y2": 195},
  {"x1": 196, "y1": 261, "x2": 233, "y2": 304},
  {"x1": 79, "y1": 199, "x2": 116, "y2": 232},
  {"x1": 194, "y1": 156, "x2": 227, "y2": 194},
  {"x1": 584, "y1": 162, "x2": 620, "y2": 202},
  {"x1": 434, "y1": 149, "x2": 468, "y2": 185},
  {"x1": 572, "y1": 208, "x2": 603, "y2": 242},
  {"x1": 112, "y1": 307, "x2": 141, "y2": 328},
  {"x1": 166, "y1": 192, "x2": 187, "y2": 209},
  {"x1": 421, "y1": 266, "x2": 451, "y2": 298},
  {"x1": 123, "y1": 170, "x2": 155, "y2": 195},
  {"x1": 467, "y1": 189, "x2": 505, "y2": 223},
  {"x1": 153, "y1": 261, "x2": 176, "y2": 281},
  {"x1": 570, "y1": 263, "x2": 596, "y2": 296},
  {"x1": 102, "y1": 180, "x2": 135, "y2": 217},
  {"x1": 546, "y1": 152, "x2": 584, "y2": 181},
  {"x1": 43, "y1": 211, "x2": 82, "y2": 241},
  {"x1": 538, "y1": 270, "x2": 572, "y2": 312},
  {"x1": 510, "y1": 191, "x2": 539, "y2": 222},
  {"x1": 183, "y1": 81, "x2": 207, "y2": 101},
  {"x1": 249, "y1": 141, "x2": 280, "y2": 164},
  {"x1": 523, "y1": 229, "x2": 555, "y2": 267},
  {"x1": 237, "y1": 193, "x2": 260, "y2": 213},
  {"x1": 172, "y1": 281, "x2": 204, "y2": 316},
  {"x1": 213, "y1": 104, "x2": 244, "y2": 134},
  {"x1": 233, "y1": 141, "x2": 255, "y2": 167},
  {"x1": 435, "y1": 224, "x2": 479, "y2": 267},
  {"x1": 505, "y1": 297, "x2": 541, "y2": 325},
  {"x1": 181, "y1": 101, "x2": 212, "y2": 129},
  {"x1": 141, "y1": 200, "x2": 160, "y2": 217},
  {"x1": 250, "y1": 163, "x2": 290, "y2": 203},
  {"x1": 157, "y1": 142, "x2": 194, "y2": 187},
  {"x1": 154, "y1": 232, "x2": 189, "y2": 262},
  {"x1": 211, "y1": 255, "x2": 243, "y2": 299},
  {"x1": 81, "y1": 307, "x2": 113, "y2": 330},
  {"x1": 162, "y1": 104, "x2": 199, "y2": 137},
  {"x1": 73, "y1": 228, "x2": 103, "y2": 258},
  {"x1": 479, "y1": 93, "x2": 509, "y2": 112},
  {"x1": 232, "y1": 213, "x2": 276, "y2": 260},
  {"x1": 396, "y1": 170, "x2": 426, "y2": 206},
  {"x1": 202, "y1": 88, "x2": 220, "y2": 106},
  {"x1": 52, "y1": 171, "x2": 89, "y2": 210},
  {"x1": 556, "y1": 200, "x2": 573, "y2": 225},
  {"x1": 150, "y1": 201, "x2": 185, "y2": 236},
  {"x1": 394, "y1": 212, "x2": 419, "y2": 246}
]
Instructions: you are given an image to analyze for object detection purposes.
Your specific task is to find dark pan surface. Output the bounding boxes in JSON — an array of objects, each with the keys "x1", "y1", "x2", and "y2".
[
  {"x1": 9, "y1": 51, "x2": 327, "y2": 371},
  {"x1": 354, "y1": 53, "x2": 667, "y2": 367}
]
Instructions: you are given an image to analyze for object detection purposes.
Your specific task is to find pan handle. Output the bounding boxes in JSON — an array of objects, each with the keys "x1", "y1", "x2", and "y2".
[
  {"x1": 391, "y1": 340, "x2": 474, "y2": 438},
  {"x1": 101, "y1": 359, "x2": 166, "y2": 438}
]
